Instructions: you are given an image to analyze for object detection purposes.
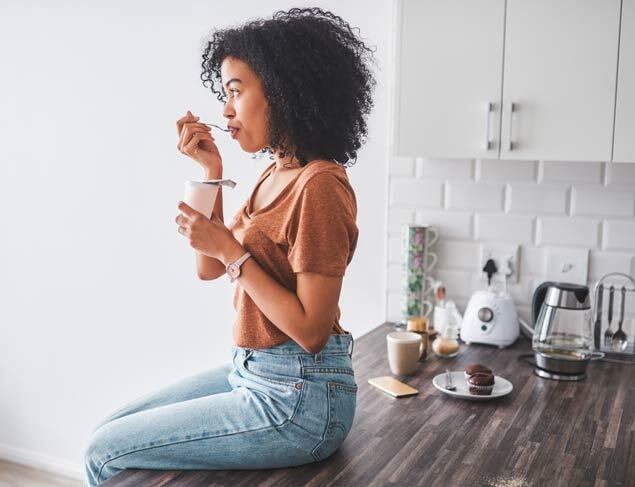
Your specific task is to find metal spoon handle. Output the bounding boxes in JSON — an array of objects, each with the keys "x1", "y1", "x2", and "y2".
[
  {"x1": 619, "y1": 286, "x2": 626, "y2": 329},
  {"x1": 202, "y1": 122, "x2": 231, "y2": 132},
  {"x1": 608, "y1": 286, "x2": 615, "y2": 325}
]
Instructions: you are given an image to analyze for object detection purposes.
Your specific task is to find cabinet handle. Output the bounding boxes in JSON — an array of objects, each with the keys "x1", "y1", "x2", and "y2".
[
  {"x1": 507, "y1": 102, "x2": 515, "y2": 151},
  {"x1": 484, "y1": 102, "x2": 492, "y2": 151}
]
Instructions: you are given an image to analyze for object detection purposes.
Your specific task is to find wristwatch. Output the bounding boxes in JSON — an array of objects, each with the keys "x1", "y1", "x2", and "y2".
[{"x1": 226, "y1": 251, "x2": 252, "y2": 283}]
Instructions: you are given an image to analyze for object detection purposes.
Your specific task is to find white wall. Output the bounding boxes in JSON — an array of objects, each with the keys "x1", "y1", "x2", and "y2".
[{"x1": 0, "y1": 0, "x2": 391, "y2": 478}]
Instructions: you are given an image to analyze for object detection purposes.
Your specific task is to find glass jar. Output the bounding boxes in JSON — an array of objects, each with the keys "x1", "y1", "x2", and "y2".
[{"x1": 432, "y1": 316, "x2": 460, "y2": 358}]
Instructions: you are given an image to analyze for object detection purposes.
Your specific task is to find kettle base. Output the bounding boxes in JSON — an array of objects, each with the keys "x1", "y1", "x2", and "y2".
[{"x1": 534, "y1": 367, "x2": 586, "y2": 381}]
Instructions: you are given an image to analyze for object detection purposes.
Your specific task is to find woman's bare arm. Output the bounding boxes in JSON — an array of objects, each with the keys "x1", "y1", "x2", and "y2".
[{"x1": 197, "y1": 168, "x2": 228, "y2": 280}]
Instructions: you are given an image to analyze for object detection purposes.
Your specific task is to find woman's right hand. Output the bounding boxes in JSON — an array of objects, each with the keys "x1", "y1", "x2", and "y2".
[{"x1": 176, "y1": 110, "x2": 223, "y2": 173}]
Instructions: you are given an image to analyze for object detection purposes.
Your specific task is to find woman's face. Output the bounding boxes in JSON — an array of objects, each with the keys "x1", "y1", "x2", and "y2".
[{"x1": 220, "y1": 56, "x2": 270, "y2": 153}]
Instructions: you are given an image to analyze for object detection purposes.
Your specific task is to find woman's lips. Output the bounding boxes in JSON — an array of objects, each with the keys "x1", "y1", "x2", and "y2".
[{"x1": 230, "y1": 128, "x2": 239, "y2": 139}]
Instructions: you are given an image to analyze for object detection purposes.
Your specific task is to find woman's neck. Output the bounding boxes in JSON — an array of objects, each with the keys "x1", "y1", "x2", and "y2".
[{"x1": 272, "y1": 149, "x2": 324, "y2": 172}]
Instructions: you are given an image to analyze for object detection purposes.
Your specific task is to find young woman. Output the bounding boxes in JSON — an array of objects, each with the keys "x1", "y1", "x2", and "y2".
[{"x1": 83, "y1": 7, "x2": 376, "y2": 486}]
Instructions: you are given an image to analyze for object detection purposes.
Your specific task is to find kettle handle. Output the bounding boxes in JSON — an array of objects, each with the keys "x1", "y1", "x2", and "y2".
[{"x1": 531, "y1": 281, "x2": 555, "y2": 328}]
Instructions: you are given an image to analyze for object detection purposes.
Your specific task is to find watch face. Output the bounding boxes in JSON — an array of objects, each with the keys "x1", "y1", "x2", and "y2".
[{"x1": 227, "y1": 263, "x2": 239, "y2": 278}]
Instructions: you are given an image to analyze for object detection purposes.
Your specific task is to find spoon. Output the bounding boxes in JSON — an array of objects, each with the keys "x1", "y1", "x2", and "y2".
[
  {"x1": 444, "y1": 368, "x2": 456, "y2": 391},
  {"x1": 201, "y1": 122, "x2": 232, "y2": 133},
  {"x1": 612, "y1": 286, "x2": 628, "y2": 351}
]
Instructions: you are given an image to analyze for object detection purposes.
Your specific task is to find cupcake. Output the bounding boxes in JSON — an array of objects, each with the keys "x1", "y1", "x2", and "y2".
[
  {"x1": 464, "y1": 364, "x2": 493, "y2": 380},
  {"x1": 467, "y1": 373, "x2": 495, "y2": 395}
]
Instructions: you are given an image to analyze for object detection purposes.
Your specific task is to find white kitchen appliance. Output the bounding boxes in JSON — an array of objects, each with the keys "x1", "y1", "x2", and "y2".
[{"x1": 460, "y1": 288, "x2": 519, "y2": 348}]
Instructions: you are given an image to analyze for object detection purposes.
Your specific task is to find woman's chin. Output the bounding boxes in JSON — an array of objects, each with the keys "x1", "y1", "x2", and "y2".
[{"x1": 239, "y1": 140, "x2": 266, "y2": 154}]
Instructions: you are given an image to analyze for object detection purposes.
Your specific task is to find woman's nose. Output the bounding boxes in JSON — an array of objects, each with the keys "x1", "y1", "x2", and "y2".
[{"x1": 223, "y1": 101, "x2": 235, "y2": 119}]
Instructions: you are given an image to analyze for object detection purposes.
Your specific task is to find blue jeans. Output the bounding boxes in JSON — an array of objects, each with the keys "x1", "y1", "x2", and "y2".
[{"x1": 83, "y1": 334, "x2": 357, "y2": 486}]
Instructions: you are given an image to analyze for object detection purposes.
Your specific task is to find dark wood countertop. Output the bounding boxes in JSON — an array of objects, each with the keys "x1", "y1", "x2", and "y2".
[{"x1": 104, "y1": 322, "x2": 634, "y2": 487}]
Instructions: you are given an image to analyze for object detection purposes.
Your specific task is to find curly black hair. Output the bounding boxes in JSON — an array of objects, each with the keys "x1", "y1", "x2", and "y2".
[{"x1": 200, "y1": 7, "x2": 377, "y2": 168}]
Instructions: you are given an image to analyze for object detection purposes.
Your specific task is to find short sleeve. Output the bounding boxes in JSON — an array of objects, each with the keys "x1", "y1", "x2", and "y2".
[{"x1": 287, "y1": 173, "x2": 358, "y2": 276}]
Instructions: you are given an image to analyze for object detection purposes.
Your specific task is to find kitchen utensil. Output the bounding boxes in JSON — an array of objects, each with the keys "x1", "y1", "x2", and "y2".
[
  {"x1": 593, "y1": 284, "x2": 604, "y2": 349},
  {"x1": 612, "y1": 286, "x2": 628, "y2": 351},
  {"x1": 444, "y1": 369, "x2": 456, "y2": 391},
  {"x1": 605, "y1": 285, "x2": 615, "y2": 346},
  {"x1": 592, "y1": 272, "x2": 635, "y2": 359},
  {"x1": 202, "y1": 122, "x2": 232, "y2": 132},
  {"x1": 531, "y1": 282, "x2": 592, "y2": 381},
  {"x1": 460, "y1": 288, "x2": 519, "y2": 348},
  {"x1": 432, "y1": 372, "x2": 513, "y2": 401}
]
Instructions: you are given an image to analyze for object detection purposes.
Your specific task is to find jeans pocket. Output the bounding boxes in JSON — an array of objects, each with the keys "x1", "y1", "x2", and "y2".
[
  {"x1": 241, "y1": 351, "x2": 303, "y2": 388},
  {"x1": 311, "y1": 381, "x2": 358, "y2": 462}
]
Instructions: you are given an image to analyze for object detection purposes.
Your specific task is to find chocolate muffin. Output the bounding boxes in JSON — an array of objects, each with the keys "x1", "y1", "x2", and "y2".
[
  {"x1": 467, "y1": 372, "x2": 495, "y2": 395},
  {"x1": 464, "y1": 364, "x2": 493, "y2": 380}
]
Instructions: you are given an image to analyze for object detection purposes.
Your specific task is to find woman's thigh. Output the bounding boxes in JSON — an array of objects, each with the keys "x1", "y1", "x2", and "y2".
[
  {"x1": 83, "y1": 379, "x2": 315, "y2": 486},
  {"x1": 92, "y1": 363, "x2": 233, "y2": 433}
]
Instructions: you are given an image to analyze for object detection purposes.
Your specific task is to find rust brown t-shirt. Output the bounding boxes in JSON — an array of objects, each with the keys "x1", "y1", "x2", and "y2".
[{"x1": 228, "y1": 159, "x2": 359, "y2": 349}]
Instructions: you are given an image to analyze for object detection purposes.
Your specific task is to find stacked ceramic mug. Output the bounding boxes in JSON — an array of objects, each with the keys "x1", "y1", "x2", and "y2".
[{"x1": 399, "y1": 224, "x2": 439, "y2": 328}]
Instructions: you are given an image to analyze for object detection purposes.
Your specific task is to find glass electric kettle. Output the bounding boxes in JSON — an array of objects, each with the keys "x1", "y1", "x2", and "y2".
[{"x1": 531, "y1": 282, "x2": 592, "y2": 380}]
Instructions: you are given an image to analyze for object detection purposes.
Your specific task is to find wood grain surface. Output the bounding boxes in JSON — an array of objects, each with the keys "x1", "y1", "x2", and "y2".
[{"x1": 103, "y1": 322, "x2": 635, "y2": 487}]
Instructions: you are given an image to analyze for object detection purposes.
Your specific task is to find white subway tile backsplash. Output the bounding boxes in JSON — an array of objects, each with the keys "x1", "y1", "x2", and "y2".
[
  {"x1": 604, "y1": 220, "x2": 635, "y2": 251},
  {"x1": 446, "y1": 182, "x2": 504, "y2": 211},
  {"x1": 390, "y1": 179, "x2": 443, "y2": 208},
  {"x1": 475, "y1": 213, "x2": 534, "y2": 243},
  {"x1": 387, "y1": 292, "x2": 404, "y2": 322},
  {"x1": 538, "y1": 217, "x2": 600, "y2": 248},
  {"x1": 389, "y1": 156, "x2": 415, "y2": 177},
  {"x1": 508, "y1": 184, "x2": 568, "y2": 215},
  {"x1": 388, "y1": 234, "x2": 403, "y2": 264},
  {"x1": 479, "y1": 160, "x2": 536, "y2": 182},
  {"x1": 519, "y1": 246, "x2": 546, "y2": 276},
  {"x1": 416, "y1": 158, "x2": 473, "y2": 180},
  {"x1": 588, "y1": 251, "x2": 634, "y2": 280},
  {"x1": 572, "y1": 187, "x2": 635, "y2": 217},
  {"x1": 435, "y1": 269, "x2": 474, "y2": 299},
  {"x1": 387, "y1": 263, "x2": 402, "y2": 292},
  {"x1": 388, "y1": 208, "x2": 415, "y2": 233},
  {"x1": 436, "y1": 241, "x2": 480, "y2": 271},
  {"x1": 505, "y1": 276, "x2": 535, "y2": 305},
  {"x1": 542, "y1": 161, "x2": 603, "y2": 184},
  {"x1": 386, "y1": 157, "x2": 635, "y2": 323},
  {"x1": 608, "y1": 163, "x2": 635, "y2": 186},
  {"x1": 415, "y1": 210, "x2": 473, "y2": 240}
]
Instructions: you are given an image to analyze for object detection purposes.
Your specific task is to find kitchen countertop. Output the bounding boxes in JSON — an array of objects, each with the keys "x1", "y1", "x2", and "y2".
[{"x1": 103, "y1": 322, "x2": 634, "y2": 487}]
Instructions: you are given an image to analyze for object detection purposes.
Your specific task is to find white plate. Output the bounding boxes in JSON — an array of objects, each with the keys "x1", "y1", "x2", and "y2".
[{"x1": 432, "y1": 371, "x2": 513, "y2": 401}]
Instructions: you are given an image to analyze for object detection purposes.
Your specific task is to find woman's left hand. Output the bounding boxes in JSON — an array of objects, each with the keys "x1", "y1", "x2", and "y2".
[{"x1": 175, "y1": 201, "x2": 237, "y2": 261}]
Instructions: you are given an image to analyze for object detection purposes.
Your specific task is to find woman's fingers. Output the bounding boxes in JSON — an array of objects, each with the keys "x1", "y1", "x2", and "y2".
[
  {"x1": 178, "y1": 125, "x2": 212, "y2": 153},
  {"x1": 182, "y1": 131, "x2": 214, "y2": 156},
  {"x1": 176, "y1": 111, "x2": 199, "y2": 135},
  {"x1": 175, "y1": 213, "x2": 188, "y2": 226}
]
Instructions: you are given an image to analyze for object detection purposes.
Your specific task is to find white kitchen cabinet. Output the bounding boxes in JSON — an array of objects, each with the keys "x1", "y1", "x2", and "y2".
[
  {"x1": 500, "y1": 0, "x2": 621, "y2": 161},
  {"x1": 394, "y1": 0, "x2": 622, "y2": 162},
  {"x1": 613, "y1": 0, "x2": 635, "y2": 163},
  {"x1": 394, "y1": 0, "x2": 505, "y2": 159}
]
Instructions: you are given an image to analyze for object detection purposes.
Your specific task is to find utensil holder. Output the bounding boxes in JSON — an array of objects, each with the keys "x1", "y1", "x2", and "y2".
[{"x1": 592, "y1": 272, "x2": 635, "y2": 358}]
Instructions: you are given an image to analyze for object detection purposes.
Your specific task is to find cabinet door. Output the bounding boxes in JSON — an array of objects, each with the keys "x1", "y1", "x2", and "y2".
[
  {"x1": 500, "y1": 0, "x2": 621, "y2": 161},
  {"x1": 613, "y1": 0, "x2": 635, "y2": 162},
  {"x1": 395, "y1": 0, "x2": 505, "y2": 159}
]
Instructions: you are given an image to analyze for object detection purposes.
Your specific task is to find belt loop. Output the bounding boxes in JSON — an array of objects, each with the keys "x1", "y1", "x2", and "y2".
[
  {"x1": 348, "y1": 338, "x2": 354, "y2": 356},
  {"x1": 314, "y1": 351, "x2": 322, "y2": 364}
]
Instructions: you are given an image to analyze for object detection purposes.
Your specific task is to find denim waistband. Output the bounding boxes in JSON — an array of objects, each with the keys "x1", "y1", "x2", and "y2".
[{"x1": 235, "y1": 333, "x2": 354, "y2": 356}]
